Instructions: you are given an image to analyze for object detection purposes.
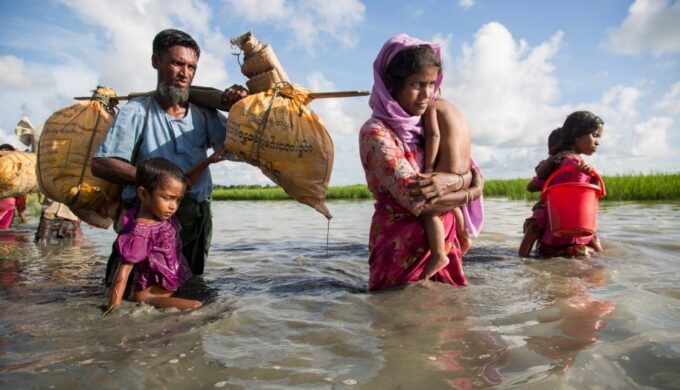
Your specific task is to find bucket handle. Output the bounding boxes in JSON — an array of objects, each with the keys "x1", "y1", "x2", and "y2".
[{"x1": 541, "y1": 165, "x2": 606, "y2": 201}]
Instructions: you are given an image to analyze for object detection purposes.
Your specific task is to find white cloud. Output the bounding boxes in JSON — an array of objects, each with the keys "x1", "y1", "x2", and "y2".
[
  {"x1": 305, "y1": 72, "x2": 370, "y2": 185},
  {"x1": 432, "y1": 22, "x2": 677, "y2": 178},
  {"x1": 441, "y1": 22, "x2": 564, "y2": 148},
  {"x1": 459, "y1": 0, "x2": 475, "y2": 10},
  {"x1": 653, "y1": 82, "x2": 680, "y2": 115},
  {"x1": 224, "y1": 0, "x2": 365, "y2": 54},
  {"x1": 59, "y1": 0, "x2": 232, "y2": 92},
  {"x1": 631, "y1": 116, "x2": 672, "y2": 156},
  {"x1": 0, "y1": 56, "x2": 50, "y2": 89},
  {"x1": 604, "y1": 0, "x2": 680, "y2": 56},
  {"x1": 0, "y1": 0, "x2": 237, "y2": 144}
]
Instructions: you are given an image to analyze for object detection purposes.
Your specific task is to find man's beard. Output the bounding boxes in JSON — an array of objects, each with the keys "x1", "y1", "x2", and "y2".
[{"x1": 158, "y1": 81, "x2": 190, "y2": 105}]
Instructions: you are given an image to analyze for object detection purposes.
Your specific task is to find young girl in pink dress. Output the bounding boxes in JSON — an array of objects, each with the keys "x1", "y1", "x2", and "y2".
[
  {"x1": 532, "y1": 111, "x2": 605, "y2": 258},
  {"x1": 104, "y1": 155, "x2": 225, "y2": 314}
]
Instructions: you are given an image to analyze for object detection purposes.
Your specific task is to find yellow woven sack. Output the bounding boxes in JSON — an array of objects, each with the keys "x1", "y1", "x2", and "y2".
[
  {"x1": 226, "y1": 83, "x2": 334, "y2": 218},
  {"x1": 0, "y1": 151, "x2": 38, "y2": 198},
  {"x1": 37, "y1": 86, "x2": 120, "y2": 228}
]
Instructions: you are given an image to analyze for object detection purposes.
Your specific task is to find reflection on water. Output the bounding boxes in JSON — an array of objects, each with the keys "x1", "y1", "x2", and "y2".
[{"x1": 1, "y1": 199, "x2": 679, "y2": 388}]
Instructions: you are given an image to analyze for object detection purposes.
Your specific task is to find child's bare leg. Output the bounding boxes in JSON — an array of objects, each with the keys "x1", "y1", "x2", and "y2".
[
  {"x1": 134, "y1": 286, "x2": 202, "y2": 310},
  {"x1": 421, "y1": 214, "x2": 450, "y2": 280},
  {"x1": 519, "y1": 219, "x2": 541, "y2": 257},
  {"x1": 453, "y1": 207, "x2": 471, "y2": 255},
  {"x1": 591, "y1": 235, "x2": 603, "y2": 252}
]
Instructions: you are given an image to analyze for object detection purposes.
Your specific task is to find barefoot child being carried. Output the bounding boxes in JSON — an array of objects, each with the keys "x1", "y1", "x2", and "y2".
[{"x1": 420, "y1": 96, "x2": 480, "y2": 279}]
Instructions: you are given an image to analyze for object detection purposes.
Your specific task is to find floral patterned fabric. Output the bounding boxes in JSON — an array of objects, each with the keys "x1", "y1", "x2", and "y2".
[{"x1": 360, "y1": 118, "x2": 466, "y2": 291}]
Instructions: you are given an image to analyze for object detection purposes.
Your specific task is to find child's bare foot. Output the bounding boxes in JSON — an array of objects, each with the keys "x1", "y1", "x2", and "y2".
[
  {"x1": 459, "y1": 235, "x2": 472, "y2": 256},
  {"x1": 592, "y1": 236, "x2": 603, "y2": 252},
  {"x1": 421, "y1": 254, "x2": 450, "y2": 280}
]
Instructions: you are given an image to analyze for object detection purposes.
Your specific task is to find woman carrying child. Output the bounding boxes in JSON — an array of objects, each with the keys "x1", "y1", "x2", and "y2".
[
  {"x1": 104, "y1": 155, "x2": 225, "y2": 314},
  {"x1": 359, "y1": 33, "x2": 484, "y2": 291},
  {"x1": 525, "y1": 111, "x2": 605, "y2": 258}
]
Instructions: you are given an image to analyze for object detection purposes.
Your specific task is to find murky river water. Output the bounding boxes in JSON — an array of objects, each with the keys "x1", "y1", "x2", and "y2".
[{"x1": 1, "y1": 199, "x2": 679, "y2": 389}]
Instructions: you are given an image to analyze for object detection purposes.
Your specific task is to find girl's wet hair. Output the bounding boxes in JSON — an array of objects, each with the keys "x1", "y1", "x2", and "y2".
[
  {"x1": 0, "y1": 144, "x2": 16, "y2": 151},
  {"x1": 136, "y1": 157, "x2": 190, "y2": 193},
  {"x1": 559, "y1": 111, "x2": 604, "y2": 150},
  {"x1": 384, "y1": 44, "x2": 441, "y2": 94}
]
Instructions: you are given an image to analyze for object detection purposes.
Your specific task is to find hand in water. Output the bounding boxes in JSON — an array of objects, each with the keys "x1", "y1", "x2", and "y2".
[{"x1": 101, "y1": 304, "x2": 117, "y2": 317}]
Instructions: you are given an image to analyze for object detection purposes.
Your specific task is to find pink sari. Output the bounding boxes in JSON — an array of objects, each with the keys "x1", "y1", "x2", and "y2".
[
  {"x1": 368, "y1": 192, "x2": 466, "y2": 291},
  {"x1": 360, "y1": 119, "x2": 467, "y2": 291},
  {"x1": 0, "y1": 197, "x2": 16, "y2": 229}
]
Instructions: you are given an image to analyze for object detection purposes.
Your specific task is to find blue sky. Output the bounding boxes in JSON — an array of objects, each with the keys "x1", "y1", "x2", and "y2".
[{"x1": 0, "y1": 0, "x2": 678, "y2": 186}]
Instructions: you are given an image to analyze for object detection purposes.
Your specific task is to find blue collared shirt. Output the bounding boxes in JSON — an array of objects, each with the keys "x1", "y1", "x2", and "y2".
[{"x1": 94, "y1": 95, "x2": 227, "y2": 203}]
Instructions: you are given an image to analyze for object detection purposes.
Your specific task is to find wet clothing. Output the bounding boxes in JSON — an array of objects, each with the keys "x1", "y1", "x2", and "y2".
[
  {"x1": 0, "y1": 197, "x2": 16, "y2": 229},
  {"x1": 360, "y1": 119, "x2": 466, "y2": 291},
  {"x1": 536, "y1": 154, "x2": 599, "y2": 257},
  {"x1": 523, "y1": 161, "x2": 550, "y2": 235},
  {"x1": 105, "y1": 197, "x2": 211, "y2": 283},
  {"x1": 116, "y1": 206, "x2": 192, "y2": 293}
]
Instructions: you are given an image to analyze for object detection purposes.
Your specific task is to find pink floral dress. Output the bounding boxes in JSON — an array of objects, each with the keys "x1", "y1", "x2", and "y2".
[
  {"x1": 116, "y1": 206, "x2": 193, "y2": 293},
  {"x1": 359, "y1": 118, "x2": 466, "y2": 291}
]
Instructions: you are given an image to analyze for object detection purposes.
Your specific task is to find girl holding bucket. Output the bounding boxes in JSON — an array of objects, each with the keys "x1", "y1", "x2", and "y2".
[{"x1": 529, "y1": 111, "x2": 605, "y2": 258}]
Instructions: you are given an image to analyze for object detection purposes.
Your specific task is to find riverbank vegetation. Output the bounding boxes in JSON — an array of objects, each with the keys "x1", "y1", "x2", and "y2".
[{"x1": 212, "y1": 173, "x2": 680, "y2": 202}]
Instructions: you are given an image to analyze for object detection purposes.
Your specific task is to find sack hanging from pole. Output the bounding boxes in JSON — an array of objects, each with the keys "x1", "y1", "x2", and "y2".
[
  {"x1": 226, "y1": 83, "x2": 334, "y2": 219},
  {"x1": 37, "y1": 86, "x2": 120, "y2": 228}
]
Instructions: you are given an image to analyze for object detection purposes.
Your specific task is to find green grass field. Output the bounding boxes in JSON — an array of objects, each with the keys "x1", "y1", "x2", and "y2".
[{"x1": 212, "y1": 173, "x2": 680, "y2": 202}]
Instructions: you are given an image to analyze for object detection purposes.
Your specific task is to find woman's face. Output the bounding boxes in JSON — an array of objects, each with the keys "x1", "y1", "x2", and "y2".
[{"x1": 393, "y1": 66, "x2": 439, "y2": 116}]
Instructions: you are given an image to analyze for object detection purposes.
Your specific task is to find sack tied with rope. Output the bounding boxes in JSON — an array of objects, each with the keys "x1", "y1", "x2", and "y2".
[
  {"x1": 226, "y1": 82, "x2": 334, "y2": 219},
  {"x1": 37, "y1": 86, "x2": 121, "y2": 228}
]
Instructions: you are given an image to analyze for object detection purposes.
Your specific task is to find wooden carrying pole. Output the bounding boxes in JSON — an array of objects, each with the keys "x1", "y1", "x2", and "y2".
[{"x1": 74, "y1": 88, "x2": 369, "y2": 102}]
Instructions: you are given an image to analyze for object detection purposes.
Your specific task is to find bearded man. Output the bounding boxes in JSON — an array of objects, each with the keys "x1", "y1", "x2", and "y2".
[{"x1": 92, "y1": 29, "x2": 247, "y2": 281}]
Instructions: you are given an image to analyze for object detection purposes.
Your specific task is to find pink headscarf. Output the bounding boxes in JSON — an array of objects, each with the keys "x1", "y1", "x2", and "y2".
[{"x1": 369, "y1": 33, "x2": 443, "y2": 145}]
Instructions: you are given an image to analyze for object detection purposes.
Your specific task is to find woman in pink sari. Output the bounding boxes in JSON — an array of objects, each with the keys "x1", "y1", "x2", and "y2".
[{"x1": 360, "y1": 34, "x2": 484, "y2": 291}]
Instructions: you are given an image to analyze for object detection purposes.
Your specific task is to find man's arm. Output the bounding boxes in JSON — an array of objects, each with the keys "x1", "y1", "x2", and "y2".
[
  {"x1": 185, "y1": 149, "x2": 231, "y2": 186},
  {"x1": 91, "y1": 157, "x2": 137, "y2": 185}
]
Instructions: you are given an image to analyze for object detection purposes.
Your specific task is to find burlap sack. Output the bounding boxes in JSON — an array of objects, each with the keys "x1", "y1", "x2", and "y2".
[
  {"x1": 0, "y1": 151, "x2": 38, "y2": 198},
  {"x1": 226, "y1": 83, "x2": 334, "y2": 218},
  {"x1": 231, "y1": 32, "x2": 289, "y2": 93},
  {"x1": 37, "y1": 86, "x2": 120, "y2": 228}
]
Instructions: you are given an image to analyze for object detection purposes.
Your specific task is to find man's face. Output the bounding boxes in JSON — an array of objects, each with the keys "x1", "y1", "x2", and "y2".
[{"x1": 152, "y1": 45, "x2": 198, "y2": 92}]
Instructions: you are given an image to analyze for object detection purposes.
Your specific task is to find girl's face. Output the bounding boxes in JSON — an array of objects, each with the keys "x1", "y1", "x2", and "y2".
[
  {"x1": 394, "y1": 66, "x2": 439, "y2": 116},
  {"x1": 138, "y1": 177, "x2": 186, "y2": 221},
  {"x1": 574, "y1": 125, "x2": 604, "y2": 155}
]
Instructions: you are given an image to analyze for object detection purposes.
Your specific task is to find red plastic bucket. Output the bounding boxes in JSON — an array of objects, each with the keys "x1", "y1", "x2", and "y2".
[{"x1": 541, "y1": 165, "x2": 606, "y2": 238}]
